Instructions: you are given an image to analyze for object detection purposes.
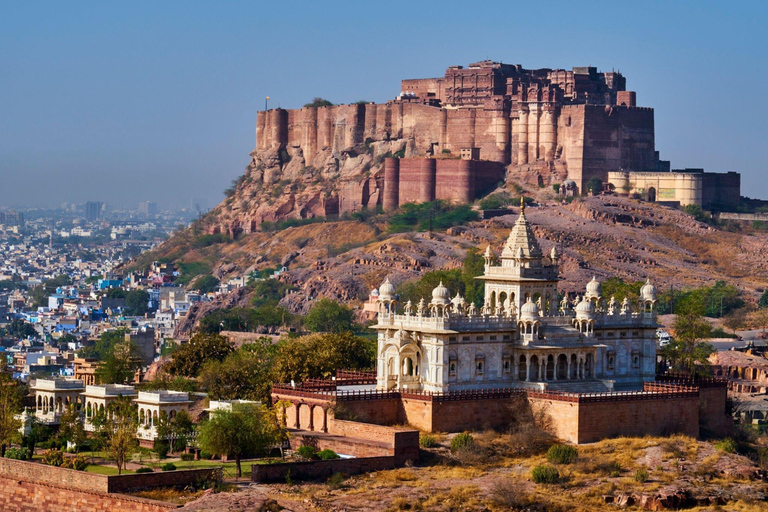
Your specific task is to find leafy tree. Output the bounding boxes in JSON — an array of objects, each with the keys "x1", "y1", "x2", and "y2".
[
  {"x1": 664, "y1": 296, "x2": 715, "y2": 376},
  {"x1": 155, "y1": 410, "x2": 194, "y2": 453},
  {"x1": 197, "y1": 403, "x2": 286, "y2": 477},
  {"x1": 192, "y1": 275, "x2": 220, "y2": 294},
  {"x1": 95, "y1": 339, "x2": 142, "y2": 385},
  {"x1": 97, "y1": 397, "x2": 137, "y2": 475},
  {"x1": 105, "y1": 288, "x2": 127, "y2": 299},
  {"x1": 397, "y1": 269, "x2": 464, "y2": 308},
  {"x1": 585, "y1": 176, "x2": 603, "y2": 195},
  {"x1": 304, "y1": 299, "x2": 358, "y2": 333},
  {"x1": 722, "y1": 309, "x2": 747, "y2": 335},
  {"x1": 271, "y1": 332, "x2": 375, "y2": 383},
  {"x1": 0, "y1": 376, "x2": 22, "y2": 456},
  {"x1": 78, "y1": 329, "x2": 127, "y2": 360},
  {"x1": 684, "y1": 204, "x2": 710, "y2": 223},
  {"x1": 2, "y1": 318, "x2": 37, "y2": 339},
  {"x1": 200, "y1": 339, "x2": 276, "y2": 403},
  {"x1": 387, "y1": 201, "x2": 479, "y2": 234},
  {"x1": 164, "y1": 331, "x2": 233, "y2": 377},
  {"x1": 303, "y1": 97, "x2": 334, "y2": 108},
  {"x1": 759, "y1": 289, "x2": 768, "y2": 309},
  {"x1": 57, "y1": 405, "x2": 86, "y2": 452},
  {"x1": 600, "y1": 277, "x2": 645, "y2": 302},
  {"x1": 461, "y1": 247, "x2": 485, "y2": 307},
  {"x1": 250, "y1": 279, "x2": 295, "y2": 308},
  {"x1": 125, "y1": 289, "x2": 150, "y2": 316}
]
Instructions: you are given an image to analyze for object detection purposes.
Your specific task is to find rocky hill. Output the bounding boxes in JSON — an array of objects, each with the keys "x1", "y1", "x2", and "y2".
[{"x1": 130, "y1": 178, "x2": 768, "y2": 334}]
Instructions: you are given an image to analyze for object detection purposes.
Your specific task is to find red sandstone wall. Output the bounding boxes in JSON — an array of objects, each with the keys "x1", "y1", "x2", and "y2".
[
  {"x1": 698, "y1": 386, "x2": 733, "y2": 438},
  {"x1": 253, "y1": 456, "x2": 396, "y2": 483},
  {"x1": 576, "y1": 397, "x2": 699, "y2": 443},
  {"x1": 529, "y1": 398, "x2": 580, "y2": 443},
  {"x1": 0, "y1": 479, "x2": 175, "y2": 512}
]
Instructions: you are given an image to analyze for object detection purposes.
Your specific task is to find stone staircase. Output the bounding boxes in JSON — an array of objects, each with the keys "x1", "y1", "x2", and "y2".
[{"x1": 543, "y1": 380, "x2": 614, "y2": 394}]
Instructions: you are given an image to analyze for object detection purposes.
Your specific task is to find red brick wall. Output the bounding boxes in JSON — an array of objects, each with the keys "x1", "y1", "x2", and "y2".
[
  {"x1": 0, "y1": 478, "x2": 175, "y2": 512},
  {"x1": 252, "y1": 456, "x2": 396, "y2": 483},
  {"x1": 698, "y1": 386, "x2": 733, "y2": 438}
]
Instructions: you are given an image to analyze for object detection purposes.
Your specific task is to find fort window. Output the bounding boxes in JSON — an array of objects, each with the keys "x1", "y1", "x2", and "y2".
[
  {"x1": 490, "y1": 335, "x2": 497, "y2": 341},
  {"x1": 476, "y1": 336, "x2": 484, "y2": 341},
  {"x1": 462, "y1": 336, "x2": 470, "y2": 341},
  {"x1": 449, "y1": 336, "x2": 457, "y2": 342},
  {"x1": 620, "y1": 331, "x2": 627, "y2": 338},
  {"x1": 449, "y1": 362, "x2": 457, "y2": 376},
  {"x1": 476, "y1": 361, "x2": 484, "y2": 375},
  {"x1": 607, "y1": 352, "x2": 615, "y2": 371},
  {"x1": 632, "y1": 331, "x2": 639, "y2": 336},
  {"x1": 607, "y1": 332, "x2": 614, "y2": 337},
  {"x1": 503, "y1": 359, "x2": 511, "y2": 373},
  {"x1": 503, "y1": 335, "x2": 511, "y2": 341},
  {"x1": 632, "y1": 352, "x2": 640, "y2": 368}
]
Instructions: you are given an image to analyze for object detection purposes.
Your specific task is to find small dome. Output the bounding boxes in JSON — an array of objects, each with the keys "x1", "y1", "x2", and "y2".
[
  {"x1": 520, "y1": 297, "x2": 540, "y2": 319},
  {"x1": 640, "y1": 278, "x2": 657, "y2": 302},
  {"x1": 550, "y1": 246, "x2": 559, "y2": 260},
  {"x1": 484, "y1": 245, "x2": 492, "y2": 258},
  {"x1": 431, "y1": 281, "x2": 451, "y2": 304},
  {"x1": 575, "y1": 296, "x2": 594, "y2": 319},
  {"x1": 370, "y1": 288, "x2": 379, "y2": 297},
  {"x1": 379, "y1": 278, "x2": 396, "y2": 300},
  {"x1": 585, "y1": 276, "x2": 602, "y2": 298},
  {"x1": 563, "y1": 179, "x2": 577, "y2": 187}
]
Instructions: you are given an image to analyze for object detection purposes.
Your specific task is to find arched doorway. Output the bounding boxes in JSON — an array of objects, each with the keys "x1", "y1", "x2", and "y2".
[{"x1": 647, "y1": 187, "x2": 656, "y2": 202}]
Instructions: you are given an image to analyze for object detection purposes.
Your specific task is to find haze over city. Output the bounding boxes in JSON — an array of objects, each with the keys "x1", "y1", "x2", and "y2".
[{"x1": 1, "y1": 0, "x2": 766, "y2": 208}]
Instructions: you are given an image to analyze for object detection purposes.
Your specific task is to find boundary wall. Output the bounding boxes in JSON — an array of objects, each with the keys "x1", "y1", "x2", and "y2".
[
  {"x1": 0, "y1": 458, "x2": 221, "y2": 512},
  {"x1": 273, "y1": 379, "x2": 730, "y2": 444},
  {"x1": 252, "y1": 456, "x2": 395, "y2": 483}
]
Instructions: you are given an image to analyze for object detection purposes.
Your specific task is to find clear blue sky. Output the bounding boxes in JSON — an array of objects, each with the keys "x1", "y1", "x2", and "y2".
[{"x1": 1, "y1": 1, "x2": 766, "y2": 209}]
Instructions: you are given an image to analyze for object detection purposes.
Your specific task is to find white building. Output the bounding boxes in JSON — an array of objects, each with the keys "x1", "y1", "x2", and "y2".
[
  {"x1": 372, "y1": 203, "x2": 658, "y2": 393},
  {"x1": 31, "y1": 378, "x2": 85, "y2": 424},
  {"x1": 81, "y1": 384, "x2": 137, "y2": 431},
  {"x1": 134, "y1": 390, "x2": 192, "y2": 443}
]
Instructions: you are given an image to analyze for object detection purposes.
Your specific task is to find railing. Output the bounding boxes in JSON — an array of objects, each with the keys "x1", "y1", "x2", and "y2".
[{"x1": 336, "y1": 370, "x2": 377, "y2": 385}]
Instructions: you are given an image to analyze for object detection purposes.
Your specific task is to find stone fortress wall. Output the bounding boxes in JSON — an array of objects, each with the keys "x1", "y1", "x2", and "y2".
[{"x1": 256, "y1": 61, "x2": 657, "y2": 193}]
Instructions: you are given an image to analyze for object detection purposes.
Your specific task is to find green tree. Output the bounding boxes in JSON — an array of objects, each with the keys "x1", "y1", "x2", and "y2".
[
  {"x1": 585, "y1": 176, "x2": 603, "y2": 195},
  {"x1": 97, "y1": 397, "x2": 137, "y2": 475},
  {"x1": 95, "y1": 340, "x2": 142, "y2": 384},
  {"x1": 304, "y1": 299, "x2": 358, "y2": 333},
  {"x1": 303, "y1": 97, "x2": 334, "y2": 108},
  {"x1": 397, "y1": 269, "x2": 464, "y2": 307},
  {"x1": 461, "y1": 247, "x2": 486, "y2": 307},
  {"x1": 56, "y1": 333, "x2": 78, "y2": 349},
  {"x1": 0, "y1": 375, "x2": 22, "y2": 456},
  {"x1": 105, "y1": 288, "x2": 127, "y2": 299},
  {"x1": 164, "y1": 331, "x2": 233, "y2": 377},
  {"x1": 759, "y1": 289, "x2": 768, "y2": 309},
  {"x1": 192, "y1": 275, "x2": 220, "y2": 294},
  {"x1": 200, "y1": 339, "x2": 276, "y2": 403},
  {"x1": 666, "y1": 296, "x2": 715, "y2": 376},
  {"x1": 125, "y1": 289, "x2": 150, "y2": 316},
  {"x1": 197, "y1": 403, "x2": 286, "y2": 477},
  {"x1": 2, "y1": 318, "x2": 37, "y2": 339},
  {"x1": 271, "y1": 332, "x2": 375, "y2": 383},
  {"x1": 155, "y1": 410, "x2": 194, "y2": 453},
  {"x1": 57, "y1": 405, "x2": 86, "y2": 452}
]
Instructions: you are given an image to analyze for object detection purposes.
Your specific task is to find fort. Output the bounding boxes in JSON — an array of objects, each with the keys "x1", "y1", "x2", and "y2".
[{"x1": 248, "y1": 60, "x2": 739, "y2": 225}]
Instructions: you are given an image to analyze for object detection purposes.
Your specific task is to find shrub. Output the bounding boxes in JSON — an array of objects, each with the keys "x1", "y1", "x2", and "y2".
[
  {"x1": 420, "y1": 434, "x2": 438, "y2": 448},
  {"x1": 62, "y1": 454, "x2": 88, "y2": 471},
  {"x1": 180, "y1": 453, "x2": 195, "y2": 461},
  {"x1": 200, "y1": 451, "x2": 213, "y2": 460},
  {"x1": 546, "y1": 444, "x2": 578, "y2": 464},
  {"x1": 296, "y1": 445, "x2": 317, "y2": 460},
  {"x1": 715, "y1": 437, "x2": 738, "y2": 453},
  {"x1": 42, "y1": 448, "x2": 65, "y2": 467},
  {"x1": 153, "y1": 441, "x2": 169, "y2": 460},
  {"x1": 161, "y1": 463, "x2": 177, "y2": 471},
  {"x1": 135, "y1": 467, "x2": 154, "y2": 473},
  {"x1": 532, "y1": 464, "x2": 560, "y2": 484},
  {"x1": 327, "y1": 472, "x2": 346, "y2": 489},
  {"x1": 4, "y1": 447, "x2": 28, "y2": 460},
  {"x1": 634, "y1": 468, "x2": 649, "y2": 483},
  {"x1": 317, "y1": 449, "x2": 340, "y2": 460},
  {"x1": 552, "y1": 183, "x2": 560, "y2": 193},
  {"x1": 450, "y1": 432, "x2": 475, "y2": 453}
]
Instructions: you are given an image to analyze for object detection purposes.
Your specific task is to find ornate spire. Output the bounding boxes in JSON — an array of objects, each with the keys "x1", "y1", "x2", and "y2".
[{"x1": 500, "y1": 201, "x2": 543, "y2": 261}]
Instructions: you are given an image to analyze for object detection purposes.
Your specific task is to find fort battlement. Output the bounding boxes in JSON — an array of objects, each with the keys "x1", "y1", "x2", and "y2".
[{"x1": 254, "y1": 60, "x2": 658, "y2": 193}]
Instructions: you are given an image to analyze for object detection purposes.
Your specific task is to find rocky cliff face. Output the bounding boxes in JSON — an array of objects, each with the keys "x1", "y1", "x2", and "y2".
[{"x1": 207, "y1": 137, "x2": 419, "y2": 237}]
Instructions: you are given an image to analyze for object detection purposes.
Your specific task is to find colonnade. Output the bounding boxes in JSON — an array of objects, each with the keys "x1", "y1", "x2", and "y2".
[{"x1": 515, "y1": 351, "x2": 594, "y2": 382}]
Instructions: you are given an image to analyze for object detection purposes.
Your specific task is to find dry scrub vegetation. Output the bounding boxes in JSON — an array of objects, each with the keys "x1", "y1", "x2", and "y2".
[{"x1": 232, "y1": 426, "x2": 768, "y2": 512}]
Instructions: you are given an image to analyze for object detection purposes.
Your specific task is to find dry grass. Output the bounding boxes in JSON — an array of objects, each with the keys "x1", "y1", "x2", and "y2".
[{"x1": 130, "y1": 487, "x2": 207, "y2": 504}]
